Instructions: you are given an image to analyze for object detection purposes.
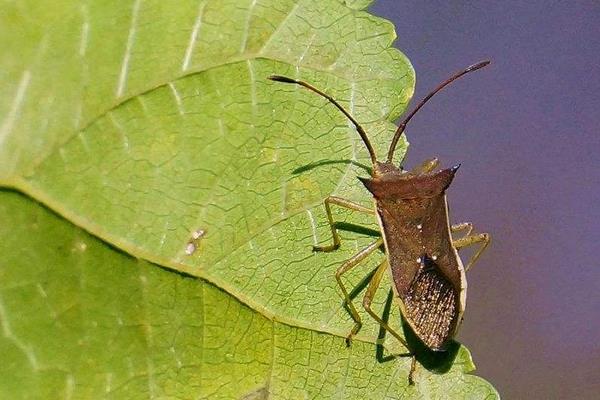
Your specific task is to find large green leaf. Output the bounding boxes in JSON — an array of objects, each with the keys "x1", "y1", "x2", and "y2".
[
  {"x1": 0, "y1": 0, "x2": 499, "y2": 397},
  {"x1": 0, "y1": 191, "x2": 498, "y2": 398},
  {"x1": 1, "y1": 0, "x2": 414, "y2": 346}
]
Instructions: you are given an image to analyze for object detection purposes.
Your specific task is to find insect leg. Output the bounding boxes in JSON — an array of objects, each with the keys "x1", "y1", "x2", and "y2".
[
  {"x1": 336, "y1": 237, "x2": 384, "y2": 345},
  {"x1": 409, "y1": 355, "x2": 417, "y2": 386},
  {"x1": 313, "y1": 196, "x2": 375, "y2": 252},
  {"x1": 453, "y1": 232, "x2": 491, "y2": 272},
  {"x1": 362, "y1": 259, "x2": 409, "y2": 349},
  {"x1": 362, "y1": 259, "x2": 417, "y2": 384},
  {"x1": 451, "y1": 222, "x2": 474, "y2": 239},
  {"x1": 409, "y1": 157, "x2": 440, "y2": 174}
]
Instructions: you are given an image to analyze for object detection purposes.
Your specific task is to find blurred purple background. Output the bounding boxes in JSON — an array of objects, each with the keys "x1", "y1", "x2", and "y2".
[{"x1": 370, "y1": 1, "x2": 600, "y2": 398}]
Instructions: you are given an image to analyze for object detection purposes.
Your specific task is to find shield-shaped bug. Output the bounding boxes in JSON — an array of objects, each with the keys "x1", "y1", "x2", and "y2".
[{"x1": 268, "y1": 61, "x2": 491, "y2": 384}]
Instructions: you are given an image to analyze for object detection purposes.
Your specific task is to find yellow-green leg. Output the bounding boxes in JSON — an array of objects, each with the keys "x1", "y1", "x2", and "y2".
[
  {"x1": 362, "y1": 259, "x2": 408, "y2": 348},
  {"x1": 313, "y1": 196, "x2": 375, "y2": 252},
  {"x1": 335, "y1": 238, "x2": 384, "y2": 345},
  {"x1": 409, "y1": 356, "x2": 417, "y2": 386},
  {"x1": 409, "y1": 157, "x2": 440, "y2": 174},
  {"x1": 451, "y1": 222, "x2": 474, "y2": 238},
  {"x1": 362, "y1": 259, "x2": 416, "y2": 384},
  {"x1": 452, "y1": 228, "x2": 491, "y2": 272}
]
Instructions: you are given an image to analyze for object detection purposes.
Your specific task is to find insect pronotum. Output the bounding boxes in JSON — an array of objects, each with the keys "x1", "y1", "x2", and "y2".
[{"x1": 268, "y1": 60, "x2": 491, "y2": 384}]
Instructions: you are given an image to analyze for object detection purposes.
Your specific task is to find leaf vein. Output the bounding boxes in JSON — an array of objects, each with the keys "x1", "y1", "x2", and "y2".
[
  {"x1": 116, "y1": 0, "x2": 142, "y2": 98},
  {"x1": 182, "y1": 0, "x2": 207, "y2": 71}
]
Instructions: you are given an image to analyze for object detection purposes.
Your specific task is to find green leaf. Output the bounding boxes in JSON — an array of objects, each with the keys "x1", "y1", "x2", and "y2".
[
  {"x1": 0, "y1": 0, "x2": 499, "y2": 397},
  {"x1": 1, "y1": 0, "x2": 413, "y2": 347},
  {"x1": 0, "y1": 191, "x2": 498, "y2": 399},
  {"x1": 341, "y1": 0, "x2": 375, "y2": 10}
]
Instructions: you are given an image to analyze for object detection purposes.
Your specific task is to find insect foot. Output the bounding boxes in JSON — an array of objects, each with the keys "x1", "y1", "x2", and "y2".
[{"x1": 312, "y1": 243, "x2": 340, "y2": 253}]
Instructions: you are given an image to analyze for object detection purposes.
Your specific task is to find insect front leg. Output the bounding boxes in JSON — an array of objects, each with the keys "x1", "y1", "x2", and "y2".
[
  {"x1": 313, "y1": 196, "x2": 375, "y2": 252},
  {"x1": 452, "y1": 228, "x2": 491, "y2": 272},
  {"x1": 409, "y1": 157, "x2": 440, "y2": 174},
  {"x1": 335, "y1": 237, "x2": 383, "y2": 346},
  {"x1": 362, "y1": 259, "x2": 417, "y2": 384}
]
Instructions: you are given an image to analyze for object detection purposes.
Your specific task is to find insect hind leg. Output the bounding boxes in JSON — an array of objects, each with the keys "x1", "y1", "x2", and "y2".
[
  {"x1": 452, "y1": 226, "x2": 491, "y2": 272},
  {"x1": 335, "y1": 238, "x2": 383, "y2": 346},
  {"x1": 362, "y1": 259, "x2": 409, "y2": 348},
  {"x1": 313, "y1": 196, "x2": 375, "y2": 252},
  {"x1": 362, "y1": 259, "x2": 417, "y2": 384}
]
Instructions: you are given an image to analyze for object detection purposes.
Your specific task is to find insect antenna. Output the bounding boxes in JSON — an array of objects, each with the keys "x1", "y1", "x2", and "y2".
[
  {"x1": 268, "y1": 75, "x2": 377, "y2": 165},
  {"x1": 386, "y1": 60, "x2": 491, "y2": 163}
]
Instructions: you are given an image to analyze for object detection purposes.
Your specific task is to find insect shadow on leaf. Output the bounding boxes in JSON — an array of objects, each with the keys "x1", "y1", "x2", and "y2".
[{"x1": 291, "y1": 158, "x2": 372, "y2": 176}]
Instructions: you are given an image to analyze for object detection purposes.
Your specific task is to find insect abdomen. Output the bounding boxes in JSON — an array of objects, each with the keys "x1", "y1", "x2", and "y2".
[{"x1": 404, "y1": 262, "x2": 457, "y2": 350}]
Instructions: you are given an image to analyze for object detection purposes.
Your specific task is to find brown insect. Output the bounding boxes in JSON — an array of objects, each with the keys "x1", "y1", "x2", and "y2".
[{"x1": 268, "y1": 60, "x2": 491, "y2": 384}]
